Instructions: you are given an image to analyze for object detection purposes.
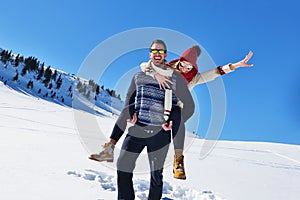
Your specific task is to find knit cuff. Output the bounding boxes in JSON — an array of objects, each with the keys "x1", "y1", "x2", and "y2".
[{"x1": 217, "y1": 64, "x2": 234, "y2": 75}]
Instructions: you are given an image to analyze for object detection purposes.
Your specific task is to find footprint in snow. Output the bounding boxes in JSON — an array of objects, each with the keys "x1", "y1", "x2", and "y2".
[{"x1": 67, "y1": 169, "x2": 222, "y2": 200}]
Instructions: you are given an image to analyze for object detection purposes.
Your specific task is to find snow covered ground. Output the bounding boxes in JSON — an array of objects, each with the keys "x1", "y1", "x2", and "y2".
[{"x1": 1, "y1": 82, "x2": 300, "y2": 200}]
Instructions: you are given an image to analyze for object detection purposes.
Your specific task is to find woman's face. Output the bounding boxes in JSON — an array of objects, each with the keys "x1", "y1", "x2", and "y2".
[{"x1": 179, "y1": 61, "x2": 194, "y2": 74}]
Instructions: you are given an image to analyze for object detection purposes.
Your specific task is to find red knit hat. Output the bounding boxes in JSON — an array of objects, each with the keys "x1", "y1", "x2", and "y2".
[
  {"x1": 180, "y1": 45, "x2": 200, "y2": 70},
  {"x1": 168, "y1": 45, "x2": 201, "y2": 83}
]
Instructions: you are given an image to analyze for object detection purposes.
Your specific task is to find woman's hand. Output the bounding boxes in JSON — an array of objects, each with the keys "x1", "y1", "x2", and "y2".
[
  {"x1": 154, "y1": 73, "x2": 173, "y2": 89},
  {"x1": 230, "y1": 51, "x2": 254, "y2": 70}
]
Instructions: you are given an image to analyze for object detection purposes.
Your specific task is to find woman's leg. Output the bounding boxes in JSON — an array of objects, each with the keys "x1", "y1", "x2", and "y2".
[
  {"x1": 169, "y1": 107, "x2": 185, "y2": 153},
  {"x1": 169, "y1": 106, "x2": 187, "y2": 180}
]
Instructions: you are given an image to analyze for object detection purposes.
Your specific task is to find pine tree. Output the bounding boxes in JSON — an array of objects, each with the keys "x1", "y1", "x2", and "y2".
[
  {"x1": 106, "y1": 88, "x2": 111, "y2": 95},
  {"x1": 48, "y1": 83, "x2": 53, "y2": 90},
  {"x1": 56, "y1": 75, "x2": 62, "y2": 89},
  {"x1": 37, "y1": 65, "x2": 44, "y2": 80},
  {"x1": 117, "y1": 94, "x2": 121, "y2": 100},
  {"x1": 52, "y1": 70, "x2": 57, "y2": 81},
  {"x1": 12, "y1": 72, "x2": 19, "y2": 81},
  {"x1": 86, "y1": 90, "x2": 90, "y2": 99},
  {"x1": 96, "y1": 85, "x2": 100, "y2": 95},
  {"x1": 24, "y1": 56, "x2": 39, "y2": 72},
  {"x1": 111, "y1": 90, "x2": 116, "y2": 98},
  {"x1": 76, "y1": 81, "x2": 83, "y2": 91},
  {"x1": 43, "y1": 66, "x2": 52, "y2": 86},
  {"x1": 14, "y1": 54, "x2": 20, "y2": 67},
  {"x1": 51, "y1": 92, "x2": 56, "y2": 98},
  {"x1": 27, "y1": 80, "x2": 33, "y2": 89},
  {"x1": 0, "y1": 50, "x2": 10, "y2": 64},
  {"x1": 81, "y1": 84, "x2": 87, "y2": 94},
  {"x1": 21, "y1": 65, "x2": 28, "y2": 76}
]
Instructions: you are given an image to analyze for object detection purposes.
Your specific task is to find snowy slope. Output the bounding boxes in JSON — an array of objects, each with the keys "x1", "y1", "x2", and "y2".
[
  {"x1": 1, "y1": 81, "x2": 300, "y2": 200},
  {"x1": 0, "y1": 81, "x2": 220, "y2": 200},
  {"x1": 0, "y1": 48, "x2": 124, "y2": 115}
]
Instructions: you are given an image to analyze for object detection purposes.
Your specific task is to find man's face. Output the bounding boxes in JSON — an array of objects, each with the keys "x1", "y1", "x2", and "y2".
[{"x1": 149, "y1": 43, "x2": 167, "y2": 65}]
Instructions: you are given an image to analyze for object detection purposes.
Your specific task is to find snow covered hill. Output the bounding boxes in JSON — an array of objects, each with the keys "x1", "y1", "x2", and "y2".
[
  {"x1": 1, "y1": 79, "x2": 300, "y2": 200},
  {"x1": 0, "y1": 48, "x2": 124, "y2": 115}
]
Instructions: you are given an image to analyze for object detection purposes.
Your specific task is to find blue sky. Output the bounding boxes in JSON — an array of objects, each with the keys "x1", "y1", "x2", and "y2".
[{"x1": 0, "y1": 0, "x2": 299, "y2": 145}]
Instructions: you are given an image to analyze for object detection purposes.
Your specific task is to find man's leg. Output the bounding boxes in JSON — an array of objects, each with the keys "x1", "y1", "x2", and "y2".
[
  {"x1": 147, "y1": 130, "x2": 171, "y2": 200},
  {"x1": 117, "y1": 128, "x2": 145, "y2": 200}
]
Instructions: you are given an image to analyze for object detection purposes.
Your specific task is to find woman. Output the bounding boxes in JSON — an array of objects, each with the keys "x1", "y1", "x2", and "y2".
[{"x1": 142, "y1": 45, "x2": 253, "y2": 180}]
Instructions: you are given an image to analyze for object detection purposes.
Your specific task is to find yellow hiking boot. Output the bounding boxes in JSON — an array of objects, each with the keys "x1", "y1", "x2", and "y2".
[
  {"x1": 173, "y1": 155, "x2": 186, "y2": 180},
  {"x1": 89, "y1": 142, "x2": 114, "y2": 162}
]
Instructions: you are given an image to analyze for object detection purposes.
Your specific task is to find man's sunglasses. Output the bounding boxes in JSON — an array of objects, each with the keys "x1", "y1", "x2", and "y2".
[
  {"x1": 180, "y1": 62, "x2": 193, "y2": 70},
  {"x1": 150, "y1": 49, "x2": 167, "y2": 54}
]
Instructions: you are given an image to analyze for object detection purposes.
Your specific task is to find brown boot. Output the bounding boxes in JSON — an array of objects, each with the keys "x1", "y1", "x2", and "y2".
[{"x1": 173, "y1": 155, "x2": 186, "y2": 180}]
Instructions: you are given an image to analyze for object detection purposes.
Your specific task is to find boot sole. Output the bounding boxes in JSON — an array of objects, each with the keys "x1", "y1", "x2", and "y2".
[
  {"x1": 173, "y1": 169, "x2": 186, "y2": 180},
  {"x1": 173, "y1": 175, "x2": 186, "y2": 180},
  {"x1": 88, "y1": 156, "x2": 113, "y2": 162}
]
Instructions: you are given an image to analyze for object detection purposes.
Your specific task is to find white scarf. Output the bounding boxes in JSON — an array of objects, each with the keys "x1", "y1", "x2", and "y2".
[
  {"x1": 149, "y1": 62, "x2": 173, "y2": 122},
  {"x1": 150, "y1": 62, "x2": 173, "y2": 77}
]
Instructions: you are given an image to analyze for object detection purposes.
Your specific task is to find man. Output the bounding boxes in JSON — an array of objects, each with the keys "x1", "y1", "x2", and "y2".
[
  {"x1": 89, "y1": 43, "x2": 253, "y2": 182},
  {"x1": 116, "y1": 39, "x2": 195, "y2": 200}
]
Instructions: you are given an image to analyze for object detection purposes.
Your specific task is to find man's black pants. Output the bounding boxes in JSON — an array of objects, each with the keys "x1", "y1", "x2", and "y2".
[{"x1": 117, "y1": 125, "x2": 171, "y2": 200}]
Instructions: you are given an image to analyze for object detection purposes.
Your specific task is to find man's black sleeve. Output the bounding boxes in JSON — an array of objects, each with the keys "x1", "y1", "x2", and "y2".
[
  {"x1": 123, "y1": 76, "x2": 136, "y2": 118},
  {"x1": 110, "y1": 76, "x2": 136, "y2": 141}
]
